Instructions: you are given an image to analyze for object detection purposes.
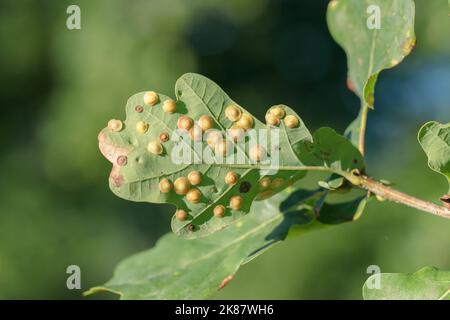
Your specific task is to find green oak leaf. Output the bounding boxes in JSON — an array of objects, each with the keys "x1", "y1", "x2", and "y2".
[
  {"x1": 327, "y1": 0, "x2": 415, "y2": 108},
  {"x1": 98, "y1": 73, "x2": 364, "y2": 238},
  {"x1": 363, "y1": 266, "x2": 450, "y2": 300},
  {"x1": 327, "y1": 0, "x2": 415, "y2": 147},
  {"x1": 86, "y1": 188, "x2": 367, "y2": 299},
  {"x1": 418, "y1": 121, "x2": 450, "y2": 193}
]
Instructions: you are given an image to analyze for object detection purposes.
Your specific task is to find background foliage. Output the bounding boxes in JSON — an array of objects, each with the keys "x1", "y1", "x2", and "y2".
[{"x1": 0, "y1": 0, "x2": 449, "y2": 299}]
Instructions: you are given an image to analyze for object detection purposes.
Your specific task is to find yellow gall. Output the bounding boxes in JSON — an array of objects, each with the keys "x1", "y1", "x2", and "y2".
[
  {"x1": 189, "y1": 125, "x2": 203, "y2": 141},
  {"x1": 187, "y1": 171, "x2": 202, "y2": 185},
  {"x1": 265, "y1": 114, "x2": 280, "y2": 126},
  {"x1": 108, "y1": 119, "x2": 123, "y2": 132},
  {"x1": 206, "y1": 131, "x2": 223, "y2": 148},
  {"x1": 229, "y1": 195, "x2": 244, "y2": 210},
  {"x1": 198, "y1": 115, "x2": 214, "y2": 131},
  {"x1": 249, "y1": 144, "x2": 266, "y2": 162},
  {"x1": 163, "y1": 99, "x2": 177, "y2": 113},
  {"x1": 215, "y1": 140, "x2": 231, "y2": 156},
  {"x1": 136, "y1": 121, "x2": 149, "y2": 134},
  {"x1": 259, "y1": 177, "x2": 271, "y2": 190},
  {"x1": 143, "y1": 91, "x2": 158, "y2": 106},
  {"x1": 176, "y1": 209, "x2": 188, "y2": 221},
  {"x1": 177, "y1": 116, "x2": 194, "y2": 131},
  {"x1": 147, "y1": 140, "x2": 163, "y2": 155},
  {"x1": 174, "y1": 177, "x2": 190, "y2": 195},
  {"x1": 186, "y1": 188, "x2": 201, "y2": 203},
  {"x1": 228, "y1": 125, "x2": 245, "y2": 142},
  {"x1": 271, "y1": 178, "x2": 285, "y2": 189},
  {"x1": 269, "y1": 106, "x2": 285, "y2": 119},
  {"x1": 225, "y1": 105, "x2": 242, "y2": 121},
  {"x1": 284, "y1": 115, "x2": 299, "y2": 128},
  {"x1": 236, "y1": 113, "x2": 254, "y2": 130},
  {"x1": 224, "y1": 171, "x2": 238, "y2": 186},
  {"x1": 159, "y1": 178, "x2": 173, "y2": 193},
  {"x1": 214, "y1": 205, "x2": 226, "y2": 218}
]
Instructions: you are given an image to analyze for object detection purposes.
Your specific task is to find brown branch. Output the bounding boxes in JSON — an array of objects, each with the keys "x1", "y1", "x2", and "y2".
[{"x1": 358, "y1": 176, "x2": 450, "y2": 219}]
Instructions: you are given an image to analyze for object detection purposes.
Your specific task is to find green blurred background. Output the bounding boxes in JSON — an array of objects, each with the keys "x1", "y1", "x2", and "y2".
[{"x1": 0, "y1": 0, "x2": 449, "y2": 299}]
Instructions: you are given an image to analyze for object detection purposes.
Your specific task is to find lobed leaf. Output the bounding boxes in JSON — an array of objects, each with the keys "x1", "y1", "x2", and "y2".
[
  {"x1": 327, "y1": 0, "x2": 416, "y2": 147},
  {"x1": 363, "y1": 266, "x2": 450, "y2": 300},
  {"x1": 98, "y1": 73, "x2": 364, "y2": 238},
  {"x1": 86, "y1": 188, "x2": 367, "y2": 299}
]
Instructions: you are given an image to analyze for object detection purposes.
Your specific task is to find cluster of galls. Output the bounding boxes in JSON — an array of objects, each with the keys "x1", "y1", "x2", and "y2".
[
  {"x1": 265, "y1": 105, "x2": 299, "y2": 128},
  {"x1": 175, "y1": 104, "x2": 269, "y2": 162},
  {"x1": 107, "y1": 91, "x2": 171, "y2": 157},
  {"x1": 158, "y1": 169, "x2": 245, "y2": 222},
  {"x1": 106, "y1": 91, "x2": 301, "y2": 229},
  {"x1": 222, "y1": 105, "x2": 267, "y2": 161}
]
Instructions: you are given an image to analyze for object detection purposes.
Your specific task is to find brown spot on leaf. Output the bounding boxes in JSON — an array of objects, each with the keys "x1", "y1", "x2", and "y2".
[
  {"x1": 160, "y1": 132, "x2": 170, "y2": 143},
  {"x1": 110, "y1": 173, "x2": 124, "y2": 187},
  {"x1": 219, "y1": 275, "x2": 233, "y2": 290},
  {"x1": 116, "y1": 155, "x2": 127, "y2": 166},
  {"x1": 187, "y1": 223, "x2": 195, "y2": 231},
  {"x1": 239, "y1": 181, "x2": 251, "y2": 193},
  {"x1": 98, "y1": 130, "x2": 130, "y2": 189},
  {"x1": 135, "y1": 105, "x2": 143, "y2": 113}
]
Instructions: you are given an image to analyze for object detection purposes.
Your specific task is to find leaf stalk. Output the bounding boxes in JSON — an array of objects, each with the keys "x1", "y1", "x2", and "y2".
[{"x1": 358, "y1": 104, "x2": 369, "y2": 155}]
